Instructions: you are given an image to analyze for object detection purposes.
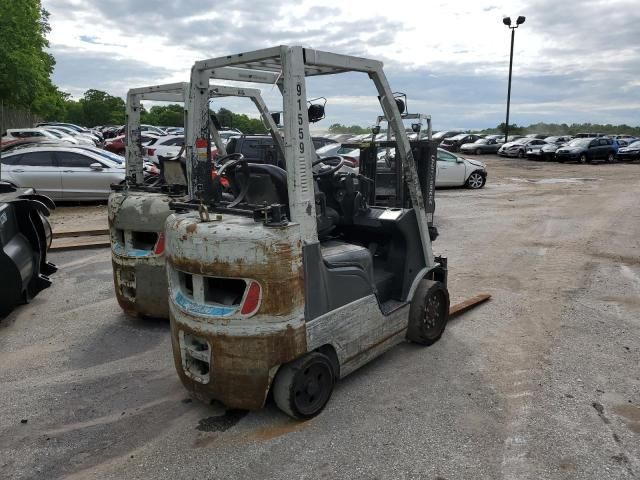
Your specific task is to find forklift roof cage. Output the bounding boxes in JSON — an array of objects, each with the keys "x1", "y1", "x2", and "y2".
[
  {"x1": 125, "y1": 82, "x2": 284, "y2": 189},
  {"x1": 188, "y1": 45, "x2": 434, "y2": 267}
]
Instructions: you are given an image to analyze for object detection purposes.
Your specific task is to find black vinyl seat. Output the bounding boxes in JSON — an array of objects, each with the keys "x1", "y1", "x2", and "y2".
[{"x1": 320, "y1": 241, "x2": 374, "y2": 280}]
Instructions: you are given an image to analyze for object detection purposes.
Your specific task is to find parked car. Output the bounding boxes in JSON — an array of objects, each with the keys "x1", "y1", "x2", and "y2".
[
  {"x1": 435, "y1": 148, "x2": 487, "y2": 189},
  {"x1": 525, "y1": 133, "x2": 549, "y2": 139},
  {"x1": 42, "y1": 125, "x2": 98, "y2": 145},
  {"x1": 316, "y1": 143, "x2": 360, "y2": 167},
  {"x1": 144, "y1": 135, "x2": 185, "y2": 164},
  {"x1": 574, "y1": 132, "x2": 605, "y2": 138},
  {"x1": 526, "y1": 143, "x2": 559, "y2": 161},
  {"x1": 543, "y1": 136, "x2": 572, "y2": 145},
  {"x1": 498, "y1": 138, "x2": 547, "y2": 158},
  {"x1": 2, "y1": 128, "x2": 70, "y2": 144},
  {"x1": 1, "y1": 138, "x2": 62, "y2": 153},
  {"x1": 0, "y1": 146, "x2": 127, "y2": 200},
  {"x1": 312, "y1": 137, "x2": 338, "y2": 150},
  {"x1": 459, "y1": 138, "x2": 502, "y2": 155},
  {"x1": 36, "y1": 122, "x2": 102, "y2": 143},
  {"x1": 440, "y1": 133, "x2": 482, "y2": 152},
  {"x1": 555, "y1": 138, "x2": 617, "y2": 164},
  {"x1": 432, "y1": 130, "x2": 463, "y2": 144},
  {"x1": 615, "y1": 140, "x2": 640, "y2": 162},
  {"x1": 104, "y1": 133, "x2": 160, "y2": 154}
]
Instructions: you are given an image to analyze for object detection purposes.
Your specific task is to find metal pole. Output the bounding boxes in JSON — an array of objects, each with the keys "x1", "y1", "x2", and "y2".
[{"x1": 504, "y1": 28, "x2": 515, "y2": 144}]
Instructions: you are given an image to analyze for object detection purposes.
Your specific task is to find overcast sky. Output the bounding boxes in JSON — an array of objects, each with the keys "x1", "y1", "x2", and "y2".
[{"x1": 44, "y1": 0, "x2": 640, "y2": 130}]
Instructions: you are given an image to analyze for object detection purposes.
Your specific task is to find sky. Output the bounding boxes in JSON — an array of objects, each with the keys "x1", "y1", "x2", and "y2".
[{"x1": 44, "y1": 0, "x2": 640, "y2": 130}]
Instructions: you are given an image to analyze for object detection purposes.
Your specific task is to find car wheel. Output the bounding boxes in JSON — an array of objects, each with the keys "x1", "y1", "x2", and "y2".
[
  {"x1": 475, "y1": 149, "x2": 482, "y2": 155},
  {"x1": 518, "y1": 149, "x2": 525, "y2": 158},
  {"x1": 579, "y1": 154, "x2": 588, "y2": 164},
  {"x1": 606, "y1": 153, "x2": 615, "y2": 163},
  {"x1": 273, "y1": 352, "x2": 335, "y2": 420},
  {"x1": 407, "y1": 279, "x2": 450, "y2": 346},
  {"x1": 466, "y1": 171, "x2": 485, "y2": 189}
]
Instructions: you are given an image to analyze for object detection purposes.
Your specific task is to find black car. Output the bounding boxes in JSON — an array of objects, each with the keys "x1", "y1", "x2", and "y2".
[
  {"x1": 440, "y1": 133, "x2": 482, "y2": 152},
  {"x1": 526, "y1": 142, "x2": 556, "y2": 161},
  {"x1": 225, "y1": 135, "x2": 282, "y2": 166},
  {"x1": 616, "y1": 140, "x2": 640, "y2": 161},
  {"x1": 459, "y1": 138, "x2": 502, "y2": 155},
  {"x1": 555, "y1": 138, "x2": 617, "y2": 164}
]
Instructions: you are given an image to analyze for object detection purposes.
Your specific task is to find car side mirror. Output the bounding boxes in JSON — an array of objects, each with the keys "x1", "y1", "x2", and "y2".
[
  {"x1": 456, "y1": 158, "x2": 464, "y2": 163},
  {"x1": 89, "y1": 162, "x2": 103, "y2": 170}
]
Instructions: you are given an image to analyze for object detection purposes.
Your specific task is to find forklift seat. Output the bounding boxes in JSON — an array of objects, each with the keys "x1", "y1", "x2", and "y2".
[{"x1": 320, "y1": 241, "x2": 374, "y2": 280}]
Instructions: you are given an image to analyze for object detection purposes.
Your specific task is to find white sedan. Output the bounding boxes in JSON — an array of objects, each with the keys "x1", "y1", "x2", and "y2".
[
  {"x1": 435, "y1": 148, "x2": 487, "y2": 189},
  {"x1": 0, "y1": 146, "x2": 126, "y2": 201}
]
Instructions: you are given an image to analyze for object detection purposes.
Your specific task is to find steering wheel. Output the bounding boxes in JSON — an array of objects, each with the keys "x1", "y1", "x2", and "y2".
[
  {"x1": 312, "y1": 155, "x2": 346, "y2": 177},
  {"x1": 215, "y1": 153, "x2": 247, "y2": 175},
  {"x1": 213, "y1": 153, "x2": 250, "y2": 207}
]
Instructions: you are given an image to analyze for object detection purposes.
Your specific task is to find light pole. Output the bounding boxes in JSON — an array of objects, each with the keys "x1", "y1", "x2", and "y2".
[{"x1": 502, "y1": 15, "x2": 526, "y2": 143}]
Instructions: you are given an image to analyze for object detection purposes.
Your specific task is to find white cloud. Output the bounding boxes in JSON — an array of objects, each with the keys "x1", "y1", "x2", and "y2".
[{"x1": 43, "y1": 0, "x2": 640, "y2": 128}]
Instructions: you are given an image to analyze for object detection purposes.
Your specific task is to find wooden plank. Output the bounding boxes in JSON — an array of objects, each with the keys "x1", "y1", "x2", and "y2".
[
  {"x1": 50, "y1": 235, "x2": 110, "y2": 251},
  {"x1": 53, "y1": 228, "x2": 109, "y2": 239},
  {"x1": 449, "y1": 293, "x2": 491, "y2": 318}
]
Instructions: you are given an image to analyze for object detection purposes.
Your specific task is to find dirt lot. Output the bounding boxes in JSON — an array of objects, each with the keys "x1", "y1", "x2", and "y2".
[{"x1": 1, "y1": 156, "x2": 639, "y2": 479}]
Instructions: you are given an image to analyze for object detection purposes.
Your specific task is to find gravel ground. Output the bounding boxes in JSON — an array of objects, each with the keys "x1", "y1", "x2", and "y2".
[{"x1": 1, "y1": 155, "x2": 639, "y2": 480}]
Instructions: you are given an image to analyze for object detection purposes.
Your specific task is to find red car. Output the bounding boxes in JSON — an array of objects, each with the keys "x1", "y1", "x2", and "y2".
[{"x1": 104, "y1": 133, "x2": 161, "y2": 155}]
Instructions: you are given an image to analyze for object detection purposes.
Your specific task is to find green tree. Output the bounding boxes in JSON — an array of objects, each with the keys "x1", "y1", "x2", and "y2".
[
  {"x1": 141, "y1": 104, "x2": 184, "y2": 127},
  {"x1": 0, "y1": 1, "x2": 63, "y2": 115},
  {"x1": 328, "y1": 123, "x2": 369, "y2": 134}
]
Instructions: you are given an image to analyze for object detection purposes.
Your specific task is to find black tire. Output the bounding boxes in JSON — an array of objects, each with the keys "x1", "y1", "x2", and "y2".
[
  {"x1": 518, "y1": 149, "x2": 525, "y2": 158},
  {"x1": 606, "y1": 152, "x2": 615, "y2": 163},
  {"x1": 406, "y1": 280, "x2": 450, "y2": 346},
  {"x1": 475, "y1": 149, "x2": 482, "y2": 155},
  {"x1": 273, "y1": 352, "x2": 335, "y2": 420},
  {"x1": 466, "y1": 171, "x2": 485, "y2": 189},
  {"x1": 579, "y1": 154, "x2": 588, "y2": 164}
]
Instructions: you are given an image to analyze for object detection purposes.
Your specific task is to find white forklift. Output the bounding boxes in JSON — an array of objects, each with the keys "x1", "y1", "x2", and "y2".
[
  {"x1": 109, "y1": 82, "x2": 283, "y2": 318},
  {"x1": 165, "y1": 46, "x2": 449, "y2": 419}
]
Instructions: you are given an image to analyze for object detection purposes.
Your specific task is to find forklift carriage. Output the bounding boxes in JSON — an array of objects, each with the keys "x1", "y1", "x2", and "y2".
[
  {"x1": 109, "y1": 82, "x2": 282, "y2": 318},
  {"x1": 166, "y1": 46, "x2": 449, "y2": 418}
]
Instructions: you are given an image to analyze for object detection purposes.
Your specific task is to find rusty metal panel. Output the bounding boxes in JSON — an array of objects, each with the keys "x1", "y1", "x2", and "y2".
[
  {"x1": 305, "y1": 294, "x2": 410, "y2": 378},
  {"x1": 165, "y1": 212, "x2": 305, "y2": 320}
]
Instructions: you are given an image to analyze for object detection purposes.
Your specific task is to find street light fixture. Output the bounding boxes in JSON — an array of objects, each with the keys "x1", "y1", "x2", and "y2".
[{"x1": 502, "y1": 15, "x2": 526, "y2": 143}]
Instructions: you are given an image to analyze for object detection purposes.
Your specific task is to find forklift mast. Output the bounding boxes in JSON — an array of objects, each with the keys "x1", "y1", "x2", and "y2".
[{"x1": 125, "y1": 82, "x2": 283, "y2": 192}]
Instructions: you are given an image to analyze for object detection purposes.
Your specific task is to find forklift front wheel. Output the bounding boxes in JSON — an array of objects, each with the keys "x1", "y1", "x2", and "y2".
[
  {"x1": 273, "y1": 352, "x2": 335, "y2": 420},
  {"x1": 407, "y1": 279, "x2": 450, "y2": 346}
]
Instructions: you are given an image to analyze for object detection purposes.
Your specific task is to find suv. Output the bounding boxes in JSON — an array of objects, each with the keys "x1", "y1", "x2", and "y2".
[
  {"x1": 555, "y1": 137, "x2": 617, "y2": 164},
  {"x1": 225, "y1": 135, "x2": 283, "y2": 166}
]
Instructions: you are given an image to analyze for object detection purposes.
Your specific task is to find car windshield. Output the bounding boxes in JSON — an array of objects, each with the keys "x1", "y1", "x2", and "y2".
[
  {"x1": 568, "y1": 139, "x2": 590, "y2": 147},
  {"x1": 628, "y1": 141, "x2": 640, "y2": 148},
  {"x1": 513, "y1": 138, "x2": 528, "y2": 145},
  {"x1": 475, "y1": 139, "x2": 489, "y2": 144},
  {"x1": 545, "y1": 137, "x2": 559, "y2": 143},
  {"x1": 449, "y1": 134, "x2": 467, "y2": 141}
]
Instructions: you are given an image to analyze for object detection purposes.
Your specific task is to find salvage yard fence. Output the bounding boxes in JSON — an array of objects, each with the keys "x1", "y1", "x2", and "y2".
[{"x1": 0, "y1": 101, "x2": 42, "y2": 133}]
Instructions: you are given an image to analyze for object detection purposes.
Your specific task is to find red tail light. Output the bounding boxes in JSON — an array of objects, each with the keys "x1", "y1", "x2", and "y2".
[
  {"x1": 240, "y1": 281, "x2": 261, "y2": 316},
  {"x1": 342, "y1": 155, "x2": 359, "y2": 168},
  {"x1": 153, "y1": 232, "x2": 165, "y2": 255},
  {"x1": 146, "y1": 148, "x2": 156, "y2": 156}
]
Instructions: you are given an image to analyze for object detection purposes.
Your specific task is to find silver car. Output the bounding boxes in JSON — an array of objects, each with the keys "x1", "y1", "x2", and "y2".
[{"x1": 0, "y1": 146, "x2": 125, "y2": 200}]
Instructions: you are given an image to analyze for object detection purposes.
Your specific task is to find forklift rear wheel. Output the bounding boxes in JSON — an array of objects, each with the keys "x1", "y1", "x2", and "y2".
[
  {"x1": 273, "y1": 352, "x2": 335, "y2": 420},
  {"x1": 407, "y1": 279, "x2": 450, "y2": 346}
]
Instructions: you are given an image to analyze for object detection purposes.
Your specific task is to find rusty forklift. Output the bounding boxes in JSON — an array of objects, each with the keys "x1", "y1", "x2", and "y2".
[
  {"x1": 165, "y1": 46, "x2": 449, "y2": 419},
  {"x1": 109, "y1": 82, "x2": 282, "y2": 318}
]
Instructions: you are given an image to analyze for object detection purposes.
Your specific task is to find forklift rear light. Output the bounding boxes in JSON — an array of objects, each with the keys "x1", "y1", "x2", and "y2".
[
  {"x1": 342, "y1": 156, "x2": 358, "y2": 168},
  {"x1": 240, "y1": 281, "x2": 261, "y2": 316},
  {"x1": 153, "y1": 232, "x2": 165, "y2": 255}
]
